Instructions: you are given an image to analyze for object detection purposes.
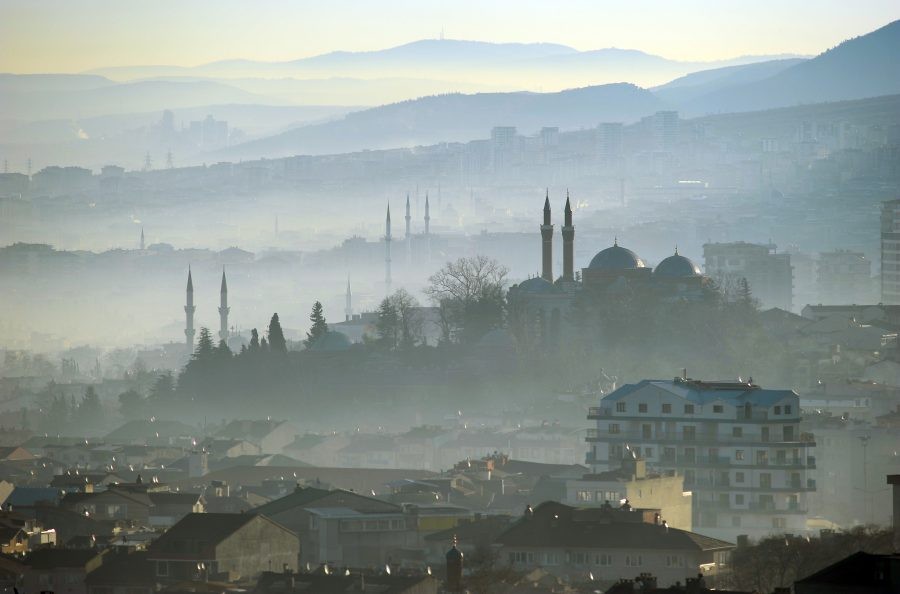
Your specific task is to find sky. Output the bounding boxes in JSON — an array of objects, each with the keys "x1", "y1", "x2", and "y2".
[{"x1": 2, "y1": 0, "x2": 899, "y2": 73}]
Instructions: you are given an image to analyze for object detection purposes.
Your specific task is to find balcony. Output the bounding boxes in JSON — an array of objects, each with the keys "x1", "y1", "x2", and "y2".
[
  {"x1": 585, "y1": 428, "x2": 816, "y2": 447},
  {"x1": 587, "y1": 407, "x2": 612, "y2": 418}
]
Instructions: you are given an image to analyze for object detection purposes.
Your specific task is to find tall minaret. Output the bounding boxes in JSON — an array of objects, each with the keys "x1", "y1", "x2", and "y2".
[
  {"x1": 385, "y1": 204, "x2": 392, "y2": 292},
  {"x1": 424, "y1": 193, "x2": 431, "y2": 265},
  {"x1": 405, "y1": 194, "x2": 412, "y2": 265},
  {"x1": 541, "y1": 191, "x2": 554, "y2": 282},
  {"x1": 562, "y1": 191, "x2": 575, "y2": 282},
  {"x1": 184, "y1": 268, "x2": 196, "y2": 351},
  {"x1": 218, "y1": 268, "x2": 230, "y2": 342},
  {"x1": 345, "y1": 278, "x2": 352, "y2": 321},
  {"x1": 140, "y1": 227, "x2": 145, "y2": 251}
]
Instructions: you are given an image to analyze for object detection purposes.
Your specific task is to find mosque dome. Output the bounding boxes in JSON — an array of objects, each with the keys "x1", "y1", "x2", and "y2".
[
  {"x1": 588, "y1": 241, "x2": 645, "y2": 270},
  {"x1": 515, "y1": 277, "x2": 561, "y2": 294},
  {"x1": 654, "y1": 250, "x2": 702, "y2": 278}
]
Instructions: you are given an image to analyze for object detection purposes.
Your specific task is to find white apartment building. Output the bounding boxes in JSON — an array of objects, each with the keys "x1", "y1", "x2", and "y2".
[{"x1": 587, "y1": 377, "x2": 816, "y2": 542}]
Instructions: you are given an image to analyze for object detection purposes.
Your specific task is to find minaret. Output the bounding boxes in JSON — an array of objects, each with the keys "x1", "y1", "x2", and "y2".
[
  {"x1": 218, "y1": 268, "x2": 229, "y2": 342},
  {"x1": 140, "y1": 227, "x2": 145, "y2": 251},
  {"x1": 345, "y1": 278, "x2": 352, "y2": 321},
  {"x1": 184, "y1": 268, "x2": 196, "y2": 351},
  {"x1": 405, "y1": 194, "x2": 412, "y2": 265},
  {"x1": 424, "y1": 193, "x2": 431, "y2": 264},
  {"x1": 385, "y1": 204, "x2": 392, "y2": 292},
  {"x1": 562, "y1": 191, "x2": 575, "y2": 282},
  {"x1": 541, "y1": 191, "x2": 554, "y2": 282}
]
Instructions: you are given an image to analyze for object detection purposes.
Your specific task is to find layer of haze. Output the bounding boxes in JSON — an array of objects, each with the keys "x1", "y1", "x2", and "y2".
[{"x1": 3, "y1": 0, "x2": 899, "y2": 73}]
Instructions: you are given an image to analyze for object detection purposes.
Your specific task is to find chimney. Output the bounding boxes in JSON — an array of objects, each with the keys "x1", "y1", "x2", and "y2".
[{"x1": 889, "y1": 474, "x2": 900, "y2": 552}]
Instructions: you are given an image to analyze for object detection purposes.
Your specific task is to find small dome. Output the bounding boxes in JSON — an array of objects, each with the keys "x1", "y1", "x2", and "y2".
[
  {"x1": 446, "y1": 545, "x2": 463, "y2": 560},
  {"x1": 309, "y1": 331, "x2": 352, "y2": 352},
  {"x1": 655, "y1": 251, "x2": 701, "y2": 278},
  {"x1": 515, "y1": 277, "x2": 560, "y2": 294},
  {"x1": 588, "y1": 242, "x2": 645, "y2": 270}
]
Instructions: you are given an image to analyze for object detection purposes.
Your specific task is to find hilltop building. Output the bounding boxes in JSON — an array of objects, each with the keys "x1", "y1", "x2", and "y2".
[{"x1": 508, "y1": 193, "x2": 710, "y2": 346}]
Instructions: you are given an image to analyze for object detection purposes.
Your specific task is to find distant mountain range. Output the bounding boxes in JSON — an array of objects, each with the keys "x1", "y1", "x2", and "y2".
[
  {"x1": 1, "y1": 20, "x2": 897, "y2": 169},
  {"x1": 85, "y1": 39, "x2": 805, "y2": 90},
  {"x1": 217, "y1": 20, "x2": 900, "y2": 160}
]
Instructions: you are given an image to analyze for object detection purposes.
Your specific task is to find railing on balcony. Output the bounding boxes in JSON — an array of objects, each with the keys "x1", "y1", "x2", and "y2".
[
  {"x1": 587, "y1": 407, "x2": 611, "y2": 418},
  {"x1": 586, "y1": 428, "x2": 816, "y2": 446}
]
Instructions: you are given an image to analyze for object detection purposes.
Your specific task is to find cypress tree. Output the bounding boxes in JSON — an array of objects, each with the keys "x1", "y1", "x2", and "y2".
[
  {"x1": 267, "y1": 313, "x2": 288, "y2": 353},
  {"x1": 305, "y1": 301, "x2": 329, "y2": 347}
]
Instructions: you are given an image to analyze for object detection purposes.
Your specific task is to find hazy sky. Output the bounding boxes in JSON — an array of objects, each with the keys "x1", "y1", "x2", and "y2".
[{"x1": 2, "y1": 0, "x2": 899, "y2": 73}]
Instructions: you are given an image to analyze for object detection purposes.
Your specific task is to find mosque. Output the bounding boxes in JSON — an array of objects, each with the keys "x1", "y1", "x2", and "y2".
[{"x1": 508, "y1": 193, "x2": 710, "y2": 344}]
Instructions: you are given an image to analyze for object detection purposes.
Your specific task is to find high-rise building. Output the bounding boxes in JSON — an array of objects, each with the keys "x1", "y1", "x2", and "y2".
[
  {"x1": 703, "y1": 242, "x2": 793, "y2": 311},
  {"x1": 652, "y1": 111, "x2": 679, "y2": 152},
  {"x1": 816, "y1": 250, "x2": 874, "y2": 304},
  {"x1": 881, "y1": 199, "x2": 900, "y2": 304},
  {"x1": 586, "y1": 377, "x2": 816, "y2": 541}
]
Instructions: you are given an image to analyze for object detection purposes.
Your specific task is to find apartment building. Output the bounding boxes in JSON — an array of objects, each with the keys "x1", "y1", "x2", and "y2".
[{"x1": 586, "y1": 377, "x2": 816, "y2": 541}]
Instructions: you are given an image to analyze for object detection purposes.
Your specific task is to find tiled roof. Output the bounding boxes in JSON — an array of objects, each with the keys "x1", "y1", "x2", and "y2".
[
  {"x1": 602, "y1": 378, "x2": 795, "y2": 407},
  {"x1": 495, "y1": 501, "x2": 733, "y2": 551}
]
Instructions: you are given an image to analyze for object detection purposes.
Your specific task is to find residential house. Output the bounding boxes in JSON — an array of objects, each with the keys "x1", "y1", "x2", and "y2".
[
  {"x1": 84, "y1": 549, "x2": 157, "y2": 594},
  {"x1": 495, "y1": 502, "x2": 733, "y2": 588},
  {"x1": 216, "y1": 420, "x2": 297, "y2": 454},
  {"x1": 251, "y1": 486, "x2": 414, "y2": 568},
  {"x1": 22, "y1": 548, "x2": 103, "y2": 594},
  {"x1": 147, "y1": 513, "x2": 298, "y2": 582}
]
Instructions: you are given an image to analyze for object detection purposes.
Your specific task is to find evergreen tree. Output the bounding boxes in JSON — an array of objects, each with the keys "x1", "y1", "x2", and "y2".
[
  {"x1": 118, "y1": 389, "x2": 144, "y2": 420},
  {"x1": 375, "y1": 297, "x2": 400, "y2": 349},
  {"x1": 193, "y1": 327, "x2": 215, "y2": 361},
  {"x1": 260, "y1": 337, "x2": 269, "y2": 351},
  {"x1": 78, "y1": 385, "x2": 103, "y2": 430},
  {"x1": 249, "y1": 328, "x2": 260, "y2": 351},
  {"x1": 267, "y1": 313, "x2": 288, "y2": 353},
  {"x1": 305, "y1": 301, "x2": 329, "y2": 347},
  {"x1": 216, "y1": 339, "x2": 233, "y2": 359},
  {"x1": 149, "y1": 372, "x2": 175, "y2": 402}
]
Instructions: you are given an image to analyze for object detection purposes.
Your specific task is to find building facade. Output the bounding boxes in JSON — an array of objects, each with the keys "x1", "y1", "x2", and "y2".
[
  {"x1": 587, "y1": 377, "x2": 816, "y2": 541},
  {"x1": 703, "y1": 242, "x2": 793, "y2": 311},
  {"x1": 881, "y1": 199, "x2": 900, "y2": 304}
]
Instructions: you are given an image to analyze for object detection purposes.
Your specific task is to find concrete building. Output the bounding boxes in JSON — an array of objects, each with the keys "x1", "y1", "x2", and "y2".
[
  {"x1": 703, "y1": 242, "x2": 793, "y2": 311},
  {"x1": 817, "y1": 250, "x2": 875, "y2": 305},
  {"x1": 881, "y1": 199, "x2": 900, "y2": 304},
  {"x1": 587, "y1": 377, "x2": 816, "y2": 541},
  {"x1": 566, "y1": 455, "x2": 693, "y2": 531}
]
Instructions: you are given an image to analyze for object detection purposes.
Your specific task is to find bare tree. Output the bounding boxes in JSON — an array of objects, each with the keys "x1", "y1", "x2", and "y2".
[{"x1": 425, "y1": 255, "x2": 508, "y2": 344}]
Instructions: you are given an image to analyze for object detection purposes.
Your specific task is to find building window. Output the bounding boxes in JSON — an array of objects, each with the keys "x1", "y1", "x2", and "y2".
[
  {"x1": 735, "y1": 450, "x2": 744, "y2": 461},
  {"x1": 156, "y1": 561, "x2": 169, "y2": 577},
  {"x1": 544, "y1": 552, "x2": 560, "y2": 565},
  {"x1": 713, "y1": 405, "x2": 723, "y2": 413},
  {"x1": 576, "y1": 490, "x2": 593, "y2": 502},
  {"x1": 666, "y1": 555, "x2": 684, "y2": 568},
  {"x1": 638, "y1": 403, "x2": 648, "y2": 413},
  {"x1": 625, "y1": 554, "x2": 643, "y2": 567},
  {"x1": 616, "y1": 402, "x2": 626, "y2": 412},
  {"x1": 760, "y1": 473, "x2": 772, "y2": 488},
  {"x1": 684, "y1": 404, "x2": 695, "y2": 414},
  {"x1": 785, "y1": 405, "x2": 792, "y2": 415},
  {"x1": 596, "y1": 553, "x2": 612, "y2": 566},
  {"x1": 735, "y1": 494, "x2": 745, "y2": 505},
  {"x1": 662, "y1": 403, "x2": 672, "y2": 414},
  {"x1": 772, "y1": 517, "x2": 787, "y2": 529},
  {"x1": 645, "y1": 447, "x2": 653, "y2": 458},
  {"x1": 736, "y1": 472, "x2": 745, "y2": 483},
  {"x1": 732, "y1": 426, "x2": 743, "y2": 438},
  {"x1": 774, "y1": 406, "x2": 782, "y2": 415},
  {"x1": 683, "y1": 426, "x2": 696, "y2": 441},
  {"x1": 609, "y1": 423, "x2": 620, "y2": 434}
]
